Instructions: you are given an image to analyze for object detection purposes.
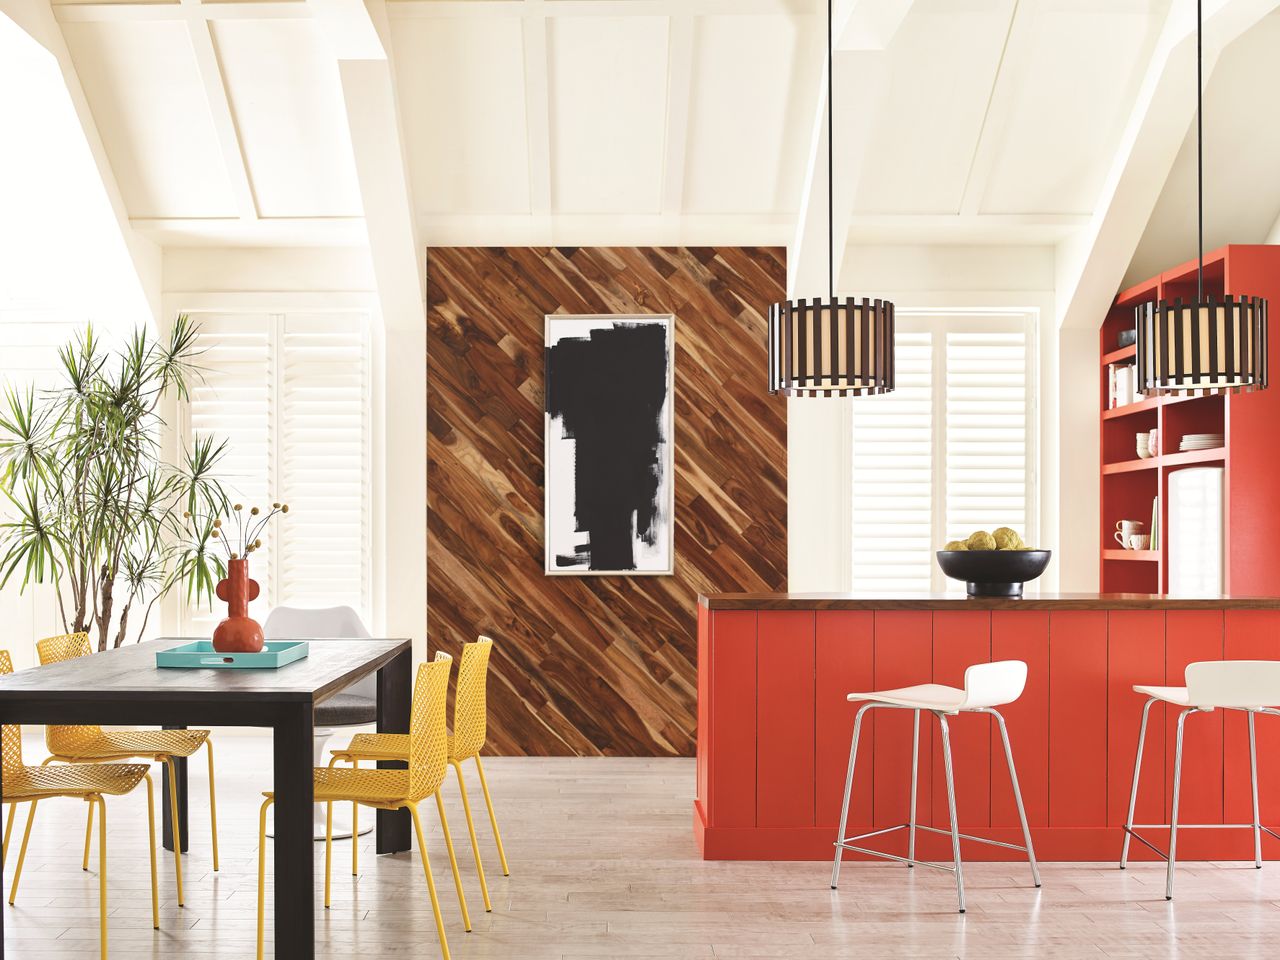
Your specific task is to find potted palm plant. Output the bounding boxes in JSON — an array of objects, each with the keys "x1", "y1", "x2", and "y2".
[{"x1": 0, "y1": 315, "x2": 230, "y2": 650}]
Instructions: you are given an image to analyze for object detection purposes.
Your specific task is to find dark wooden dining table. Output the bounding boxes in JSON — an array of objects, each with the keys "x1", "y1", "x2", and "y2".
[{"x1": 0, "y1": 636, "x2": 413, "y2": 960}]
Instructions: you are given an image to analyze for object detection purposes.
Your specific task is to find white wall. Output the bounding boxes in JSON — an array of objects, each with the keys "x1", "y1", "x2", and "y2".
[{"x1": 786, "y1": 242, "x2": 1097, "y2": 594}]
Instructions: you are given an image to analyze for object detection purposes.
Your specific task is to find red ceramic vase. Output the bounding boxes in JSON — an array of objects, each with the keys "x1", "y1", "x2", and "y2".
[{"x1": 212, "y1": 558, "x2": 264, "y2": 653}]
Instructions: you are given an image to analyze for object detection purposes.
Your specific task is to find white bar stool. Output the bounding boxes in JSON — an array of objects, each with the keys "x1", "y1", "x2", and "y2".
[
  {"x1": 1120, "y1": 659, "x2": 1280, "y2": 899},
  {"x1": 831, "y1": 660, "x2": 1041, "y2": 913}
]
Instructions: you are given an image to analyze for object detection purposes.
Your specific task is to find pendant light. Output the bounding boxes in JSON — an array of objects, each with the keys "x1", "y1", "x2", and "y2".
[
  {"x1": 767, "y1": 0, "x2": 894, "y2": 397},
  {"x1": 1135, "y1": 0, "x2": 1268, "y2": 396}
]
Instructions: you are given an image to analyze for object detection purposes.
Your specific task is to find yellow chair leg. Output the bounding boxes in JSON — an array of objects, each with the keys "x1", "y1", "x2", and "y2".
[
  {"x1": 451, "y1": 760, "x2": 491, "y2": 912},
  {"x1": 435, "y1": 791, "x2": 471, "y2": 932},
  {"x1": 163, "y1": 757, "x2": 185, "y2": 906},
  {"x1": 144, "y1": 774, "x2": 159, "y2": 930},
  {"x1": 8, "y1": 799, "x2": 37, "y2": 905},
  {"x1": 82, "y1": 801, "x2": 94, "y2": 871},
  {"x1": 2, "y1": 802, "x2": 16, "y2": 870},
  {"x1": 324, "y1": 801, "x2": 333, "y2": 910},
  {"x1": 473, "y1": 755, "x2": 509, "y2": 876},
  {"x1": 206, "y1": 740, "x2": 220, "y2": 872},
  {"x1": 409, "y1": 803, "x2": 451, "y2": 960},
  {"x1": 96, "y1": 797, "x2": 107, "y2": 960},
  {"x1": 351, "y1": 760, "x2": 358, "y2": 877},
  {"x1": 256, "y1": 797, "x2": 272, "y2": 960}
]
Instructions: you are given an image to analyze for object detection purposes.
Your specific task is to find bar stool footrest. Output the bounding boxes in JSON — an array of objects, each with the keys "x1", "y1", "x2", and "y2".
[
  {"x1": 835, "y1": 821, "x2": 1030, "y2": 873},
  {"x1": 1122, "y1": 823, "x2": 1280, "y2": 864}
]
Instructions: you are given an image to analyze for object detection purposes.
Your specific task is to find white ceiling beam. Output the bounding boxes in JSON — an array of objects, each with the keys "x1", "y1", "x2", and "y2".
[
  {"x1": 179, "y1": 0, "x2": 258, "y2": 221},
  {"x1": 1055, "y1": 0, "x2": 1280, "y2": 330},
  {"x1": 387, "y1": 0, "x2": 810, "y2": 18},
  {"x1": 521, "y1": 8, "x2": 552, "y2": 216},
  {"x1": 659, "y1": 14, "x2": 695, "y2": 216},
  {"x1": 957, "y1": 0, "x2": 1028, "y2": 218},
  {"x1": 835, "y1": 0, "x2": 915, "y2": 51},
  {"x1": 318, "y1": 0, "x2": 426, "y2": 654},
  {"x1": 53, "y1": 2, "x2": 310, "y2": 21},
  {"x1": 1, "y1": 0, "x2": 161, "y2": 318}
]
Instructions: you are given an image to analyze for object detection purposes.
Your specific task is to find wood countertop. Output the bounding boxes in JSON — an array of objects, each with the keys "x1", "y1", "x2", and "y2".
[{"x1": 698, "y1": 592, "x2": 1280, "y2": 611}]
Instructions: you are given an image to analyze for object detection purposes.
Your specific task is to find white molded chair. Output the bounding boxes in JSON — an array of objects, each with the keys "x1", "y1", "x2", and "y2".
[
  {"x1": 831, "y1": 660, "x2": 1040, "y2": 913},
  {"x1": 263, "y1": 605, "x2": 376, "y2": 840},
  {"x1": 1121, "y1": 660, "x2": 1280, "y2": 899}
]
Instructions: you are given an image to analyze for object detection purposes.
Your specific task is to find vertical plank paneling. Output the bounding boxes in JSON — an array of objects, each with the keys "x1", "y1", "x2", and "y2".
[
  {"x1": 1225, "y1": 611, "x2": 1280, "y2": 850},
  {"x1": 426, "y1": 246, "x2": 788, "y2": 756},
  {"x1": 873, "y1": 611, "x2": 933, "y2": 830},
  {"x1": 696, "y1": 605, "x2": 710, "y2": 810},
  {"x1": 932, "y1": 611, "x2": 991, "y2": 828},
  {"x1": 708, "y1": 611, "x2": 757, "y2": 827},
  {"x1": 1165, "y1": 611, "x2": 1224, "y2": 828},
  {"x1": 815, "y1": 611, "x2": 875, "y2": 829},
  {"x1": 1106, "y1": 611, "x2": 1165, "y2": 828},
  {"x1": 1048, "y1": 611, "x2": 1108, "y2": 827},
  {"x1": 991, "y1": 611, "x2": 1049, "y2": 827},
  {"x1": 757, "y1": 611, "x2": 816, "y2": 826}
]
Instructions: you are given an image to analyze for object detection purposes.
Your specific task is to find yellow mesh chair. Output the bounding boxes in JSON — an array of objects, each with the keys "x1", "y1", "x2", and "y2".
[
  {"x1": 36, "y1": 632, "x2": 220, "y2": 900},
  {"x1": 333, "y1": 636, "x2": 509, "y2": 914},
  {"x1": 0, "y1": 650, "x2": 160, "y2": 959},
  {"x1": 257, "y1": 653, "x2": 466, "y2": 960}
]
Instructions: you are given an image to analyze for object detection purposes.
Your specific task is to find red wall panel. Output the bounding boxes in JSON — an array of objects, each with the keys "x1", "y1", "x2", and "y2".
[
  {"x1": 757, "y1": 611, "x2": 815, "y2": 826},
  {"x1": 872, "y1": 611, "x2": 934, "y2": 830},
  {"x1": 1106, "y1": 611, "x2": 1166, "y2": 827},
  {"x1": 932, "y1": 611, "x2": 992, "y2": 828},
  {"x1": 1224, "y1": 611, "x2": 1280, "y2": 849},
  {"x1": 1165, "y1": 611, "x2": 1225, "y2": 827},
  {"x1": 697, "y1": 606, "x2": 710, "y2": 810},
  {"x1": 708, "y1": 611, "x2": 757, "y2": 827},
  {"x1": 1048, "y1": 611, "x2": 1109, "y2": 826},
  {"x1": 991, "y1": 611, "x2": 1049, "y2": 827},
  {"x1": 815, "y1": 611, "x2": 875, "y2": 829}
]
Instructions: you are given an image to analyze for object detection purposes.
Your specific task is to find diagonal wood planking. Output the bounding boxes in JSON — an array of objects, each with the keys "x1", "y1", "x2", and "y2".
[{"x1": 427, "y1": 247, "x2": 787, "y2": 756}]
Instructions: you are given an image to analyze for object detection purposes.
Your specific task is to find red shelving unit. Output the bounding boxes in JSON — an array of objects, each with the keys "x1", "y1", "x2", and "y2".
[{"x1": 1099, "y1": 244, "x2": 1280, "y2": 594}]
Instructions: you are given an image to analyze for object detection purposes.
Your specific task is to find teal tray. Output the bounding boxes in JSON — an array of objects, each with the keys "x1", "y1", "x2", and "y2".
[{"x1": 156, "y1": 640, "x2": 309, "y2": 670}]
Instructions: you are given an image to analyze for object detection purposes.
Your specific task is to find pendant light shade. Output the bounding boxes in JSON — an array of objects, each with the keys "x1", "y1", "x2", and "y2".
[
  {"x1": 766, "y1": 0, "x2": 894, "y2": 397},
  {"x1": 1135, "y1": 296, "x2": 1268, "y2": 395},
  {"x1": 1134, "y1": 0, "x2": 1267, "y2": 397},
  {"x1": 768, "y1": 297, "x2": 895, "y2": 396}
]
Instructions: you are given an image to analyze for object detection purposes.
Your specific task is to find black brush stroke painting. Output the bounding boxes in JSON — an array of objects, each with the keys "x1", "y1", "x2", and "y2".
[{"x1": 545, "y1": 318, "x2": 672, "y2": 573}]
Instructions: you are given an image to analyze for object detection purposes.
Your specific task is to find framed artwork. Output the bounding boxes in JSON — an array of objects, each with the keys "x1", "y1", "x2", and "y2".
[{"x1": 544, "y1": 314, "x2": 675, "y2": 575}]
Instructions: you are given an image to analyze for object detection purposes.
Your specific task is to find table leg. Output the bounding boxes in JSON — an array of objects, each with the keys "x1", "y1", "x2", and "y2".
[
  {"x1": 376, "y1": 648, "x2": 411, "y2": 854},
  {"x1": 161, "y1": 725, "x2": 189, "y2": 854},
  {"x1": 274, "y1": 704, "x2": 315, "y2": 960}
]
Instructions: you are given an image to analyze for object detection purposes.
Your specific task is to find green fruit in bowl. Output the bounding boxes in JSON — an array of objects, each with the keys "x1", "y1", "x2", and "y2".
[
  {"x1": 943, "y1": 540, "x2": 968, "y2": 551},
  {"x1": 966, "y1": 530, "x2": 997, "y2": 551},
  {"x1": 993, "y1": 526, "x2": 1023, "y2": 550}
]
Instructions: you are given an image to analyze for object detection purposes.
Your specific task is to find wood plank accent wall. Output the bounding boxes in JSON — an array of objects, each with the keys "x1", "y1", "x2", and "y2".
[{"x1": 426, "y1": 247, "x2": 787, "y2": 757}]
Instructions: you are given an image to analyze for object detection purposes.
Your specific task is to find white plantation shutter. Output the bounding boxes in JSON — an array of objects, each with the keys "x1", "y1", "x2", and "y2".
[
  {"x1": 180, "y1": 312, "x2": 371, "y2": 629},
  {"x1": 851, "y1": 313, "x2": 1036, "y2": 593},
  {"x1": 276, "y1": 316, "x2": 370, "y2": 610},
  {"x1": 851, "y1": 333, "x2": 933, "y2": 591}
]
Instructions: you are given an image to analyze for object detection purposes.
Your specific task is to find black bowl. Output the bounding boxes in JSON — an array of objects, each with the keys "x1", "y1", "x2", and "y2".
[{"x1": 935, "y1": 550, "x2": 1052, "y2": 597}]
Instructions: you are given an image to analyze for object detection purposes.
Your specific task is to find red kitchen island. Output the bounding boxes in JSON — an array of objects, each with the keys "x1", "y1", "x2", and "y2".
[{"x1": 695, "y1": 592, "x2": 1280, "y2": 862}]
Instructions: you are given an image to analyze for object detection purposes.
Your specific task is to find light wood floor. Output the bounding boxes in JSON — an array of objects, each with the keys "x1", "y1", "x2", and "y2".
[{"x1": 4, "y1": 736, "x2": 1280, "y2": 959}]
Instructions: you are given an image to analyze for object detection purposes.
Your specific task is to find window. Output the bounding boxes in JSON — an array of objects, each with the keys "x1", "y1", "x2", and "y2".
[
  {"x1": 178, "y1": 312, "x2": 372, "y2": 628},
  {"x1": 851, "y1": 311, "x2": 1036, "y2": 593}
]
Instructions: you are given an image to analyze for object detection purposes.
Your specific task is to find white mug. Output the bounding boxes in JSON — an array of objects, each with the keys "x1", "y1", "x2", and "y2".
[
  {"x1": 1126, "y1": 533, "x2": 1151, "y2": 551},
  {"x1": 1114, "y1": 520, "x2": 1145, "y2": 547}
]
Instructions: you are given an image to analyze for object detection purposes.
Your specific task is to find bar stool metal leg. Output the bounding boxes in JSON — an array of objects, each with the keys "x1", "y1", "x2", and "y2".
[
  {"x1": 1120, "y1": 697, "x2": 1157, "y2": 869},
  {"x1": 987, "y1": 707, "x2": 1040, "y2": 888},
  {"x1": 831, "y1": 704, "x2": 871, "y2": 889},
  {"x1": 1166, "y1": 708, "x2": 1196, "y2": 900},
  {"x1": 1249, "y1": 710, "x2": 1263, "y2": 869},
  {"x1": 907, "y1": 709, "x2": 919, "y2": 869},
  {"x1": 936, "y1": 712, "x2": 966, "y2": 914}
]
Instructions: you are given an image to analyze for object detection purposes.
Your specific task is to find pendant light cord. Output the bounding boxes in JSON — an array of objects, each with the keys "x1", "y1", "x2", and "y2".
[
  {"x1": 827, "y1": 0, "x2": 834, "y2": 302},
  {"x1": 1197, "y1": 0, "x2": 1204, "y2": 302}
]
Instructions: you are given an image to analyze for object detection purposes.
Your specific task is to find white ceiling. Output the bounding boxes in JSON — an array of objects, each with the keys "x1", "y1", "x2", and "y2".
[{"x1": 29, "y1": 0, "x2": 1279, "y2": 264}]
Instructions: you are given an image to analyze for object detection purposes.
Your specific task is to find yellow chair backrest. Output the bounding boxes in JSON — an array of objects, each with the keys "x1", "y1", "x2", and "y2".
[
  {"x1": 452, "y1": 637, "x2": 494, "y2": 761},
  {"x1": 0, "y1": 650, "x2": 21, "y2": 775},
  {"x1": 36, "y1": 633, "x2": 102, "y2": 756},
  {"x1": 409, "y1": 652, "x2": 453, "y2": 801}
]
